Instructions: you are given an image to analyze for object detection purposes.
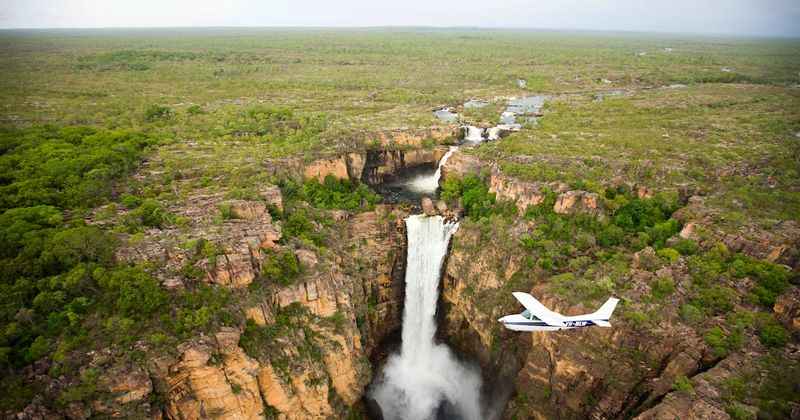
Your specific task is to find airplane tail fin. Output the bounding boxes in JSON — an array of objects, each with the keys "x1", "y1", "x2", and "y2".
[{"x1": 593, "y1": 297, "x2": 619, "y2": 322}]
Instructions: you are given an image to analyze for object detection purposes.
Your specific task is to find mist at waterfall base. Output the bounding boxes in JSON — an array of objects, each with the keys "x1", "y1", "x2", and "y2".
[{"x1": 370, "y1": 215, "x2": 485, "y2": 420}]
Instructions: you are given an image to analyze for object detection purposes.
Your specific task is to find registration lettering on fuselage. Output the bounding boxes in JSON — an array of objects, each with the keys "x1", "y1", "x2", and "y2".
[{"x1": 563, "y1": 320, "x2": 590, "y2": 327}]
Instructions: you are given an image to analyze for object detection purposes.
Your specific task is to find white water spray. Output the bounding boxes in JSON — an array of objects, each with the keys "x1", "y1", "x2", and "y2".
[
  {"x1": 406, "y1": 146, "x2": 458, "y2": 195},
  {"x1": 463, "y1": 126, "x2": 485, "y2": 143},
  {"x1": 372, "y1": 215, "x2": 483, "y2": 420}
]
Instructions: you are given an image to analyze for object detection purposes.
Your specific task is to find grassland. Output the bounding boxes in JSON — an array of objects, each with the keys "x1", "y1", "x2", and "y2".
[
  {"x1": 475, "y1": 83, "x2": 800, "y2": 227},
  {"x1": 3, "y1": 28, "x2": 798, "y2": 207}
]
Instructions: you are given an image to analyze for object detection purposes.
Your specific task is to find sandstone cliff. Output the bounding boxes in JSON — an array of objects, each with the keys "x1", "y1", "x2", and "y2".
[
  {"x1": 81, "y1": 188, "x2": 410, "y2": 419},
  {"x1": 436, "y1": 170, "x2": 798, "y2": 420}
]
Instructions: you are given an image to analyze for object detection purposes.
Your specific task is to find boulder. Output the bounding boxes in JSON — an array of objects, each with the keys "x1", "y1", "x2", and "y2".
[
  {"x1": 679, "y1": 222, "x2": 696, "y2": 239},
  {"x1": 435, "y1": 200, "x2": 448, "y2": 214},
  {"x1": 421, "y1": 197, "x2": 437, "y2": 216},
  {"x1": 440, "y1": 151, "x2": 486, "y2": 180},
  {"x1": 98, "y1": 364, "x2": 153, "y2": 406},
  {"x1": 259, "y1": 185, "x2": 284, "y2": 211},
  {"x1": 294, "y1": 249, "x2": 318, "y2": 270},
  {"x1": 635, "y1": 184, "x2": 653, "y2": 199}
]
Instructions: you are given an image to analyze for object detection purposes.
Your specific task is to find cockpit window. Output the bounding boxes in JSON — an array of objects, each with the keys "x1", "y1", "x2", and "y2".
[{"x1": 520, "y1": 309, "x2": 540, "y2": 321}]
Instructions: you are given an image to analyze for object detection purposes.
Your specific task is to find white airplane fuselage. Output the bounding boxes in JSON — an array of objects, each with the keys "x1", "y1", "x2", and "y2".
[{"x1": 497, "y1": 313, "x2": 604, "y2": 332}]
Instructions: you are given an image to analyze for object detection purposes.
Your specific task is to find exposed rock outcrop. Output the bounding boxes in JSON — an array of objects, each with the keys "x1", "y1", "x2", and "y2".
[
  {"x1": 775, "y1": 287, "x2": 800, "y2": 334},
  {"x1": 165, "y1": 329, "x2": 265, "y2": 420},
  {"x1": 438, "y1": 221, "x2": 725, "y2": 420},
  {"x1": 440, "y1": 150, "x2": 487, "y2": 180},
  {"x1": 673, "y1": 197, "x2": 800, "y2": 268},
  {"x1": 634, "y1": 353, "x2": 750, "y2": 420},
  {"x1": 372, "y1": 126, "x2": 456, "y2": 148},
  {"x1": 304, "y1": 153, "x2": 365, "y2": 182},
  {"x1": 108, "y1": 182, "x2": 409, "y2": 419},
  {"x1": 421, "y1": 197, "x2": 436, "y2": 216},
  {"x1": 116, "y1": 189, "x2": 283, "y2": 289},
  {"x1": 489, "y1": 172, "x2": 546, "y2": 214},
  {"x1": 553, "y1": 190, "x2": 601, "y2": 215}
]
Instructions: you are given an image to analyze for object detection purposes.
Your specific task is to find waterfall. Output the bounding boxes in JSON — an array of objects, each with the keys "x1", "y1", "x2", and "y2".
[
  {"x1": 432, "y1": 146, "x2": 457, "y2": 186},
  {"x1": 486, "y1": 126, "x2": 501, "y2": 141},
  {"x1": 371, "y1": 215, "x2": 483, "y2": 420},
  {"x1": 463, "y1": 126, "x2": 485, "y2": 143},
  {"x1": 406, "y1": 146, "x2": 458, "y2": 195}
]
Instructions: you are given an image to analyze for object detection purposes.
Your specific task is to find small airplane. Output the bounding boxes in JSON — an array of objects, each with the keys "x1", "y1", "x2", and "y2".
[{"x1": 498, "y1": 292, "x2": 619, "y2": 332}]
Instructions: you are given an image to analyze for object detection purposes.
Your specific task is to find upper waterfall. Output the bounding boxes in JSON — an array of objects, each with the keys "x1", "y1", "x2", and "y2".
[{"x1": 406, "y1": 146, "x2": 458, "y2": 195}]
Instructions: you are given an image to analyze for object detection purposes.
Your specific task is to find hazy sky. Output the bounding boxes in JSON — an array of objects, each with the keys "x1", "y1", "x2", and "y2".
[{"x1": 1, "y1": 0, "x2": 799, "y2": 36}]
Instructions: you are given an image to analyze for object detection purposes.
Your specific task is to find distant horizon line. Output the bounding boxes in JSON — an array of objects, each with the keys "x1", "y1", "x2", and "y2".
[{"x1": 0, "y1": 25, "x2": 798, "y2": 39}]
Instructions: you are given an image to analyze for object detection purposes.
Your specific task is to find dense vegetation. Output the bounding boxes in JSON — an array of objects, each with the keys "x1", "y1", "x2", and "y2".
[
  {"x1": 0, "y1": 127, "x2": 378, "y2": 410},
  {"x1": 0, "y1": 126, "x2": 161, "y2": 406},
  {"x1": 295, "y1": 175, "x2": 380, "y2": 212}
]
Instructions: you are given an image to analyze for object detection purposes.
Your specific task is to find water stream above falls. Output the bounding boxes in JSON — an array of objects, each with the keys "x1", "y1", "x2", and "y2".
[
  {"x1": 434, "y1": 95, "x2": 547, "y2": 145},
  {"x1": 369, "y1": 215, "x2": 483, "y2": 420}
]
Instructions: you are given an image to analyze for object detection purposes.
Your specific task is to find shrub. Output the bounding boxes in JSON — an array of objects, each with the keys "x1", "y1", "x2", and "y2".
[
  {"x1": 441, "y1": 175, "x2": 511, "y2": 220},
  {"x1": 612, "y1": 196, "x2": 676, "y2": 232},
  {"x1": 125, "y1": 199, "x2": 174, "y2": 229},
  {"x1": 673, "y1": 239, "x2": 699, "y2": 255},
  {"x1": 120, "y1": 193, "x2": 142, "y2": 209},
  {"x1": 672, "y1": 375, "x2": 694, "y2": 394},
  {"x1": 186, "y1": 104, "x2": 204, "y2": 115},
  {"x1": 730, "y1": 255, "x2": 790, "y2": 307},
  {"x1": 174, "y1": 285, "x2": 231, "y2": 336},
  {"x1": 651, "y1": 277, "x2": 676, "y2": 299},
  {"x1": 282, "y1": 209, "x2": 325, "y2": 245},
  {"x1": 597, "y1": 224, "x2": 624, "y2": 247},
  {"x1": 218, "y1": 203, "x2": 235, "y2": 220},
  {"x1": 646, "y1": 219, "x2": 680, "y2": 249},
  {"x1": 575, "y1": 232, "x2": 596, "y2": 250},
  {"x1": 144, "y1": 104, "x2": 174, "y2": 121},
  {"x1": 523, "y1": 188, "x2": 557, "y2": 219},
  {"x1": 758, "y1": 322, "x2": 789, "y2": 348},
  {"x1": 24, "y1": 336, "x2": 50, "y2": 363},
  {"x1": 56, "y1": 368, "x2": 98, "y2": 405},
  {"x1": 95, "y1": 266, "x2": 167, "y2": 319},
  {"x1": 624, "y1": 310, "x2": 650, "y2": 328},
  {"x1": 693, "y1": 286, "x2": 736, "y2": 315},
  {"x1": 704, "y1": 326, "x2": 743, "y2": 358},
  {"x1": 725, "y1": 403, "x2": 756, "y2": 420},
  {"x1": 656, "y1": 248, "x2": 680, "y2": 263},
  {"x1": 679, "y1": 304, "x2": 704, "y2": 324},
  {"x1": 300, "y1": 176, "x2": 380, "y2": 211},
  {"x1": 260, "y1": 249, "x2": 302, "y2": 286}
]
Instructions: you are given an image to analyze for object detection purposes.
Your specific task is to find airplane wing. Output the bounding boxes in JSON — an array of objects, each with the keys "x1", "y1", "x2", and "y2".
[{"x1": 512, "y1": 292, "x2": 565, "y2": 326}]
